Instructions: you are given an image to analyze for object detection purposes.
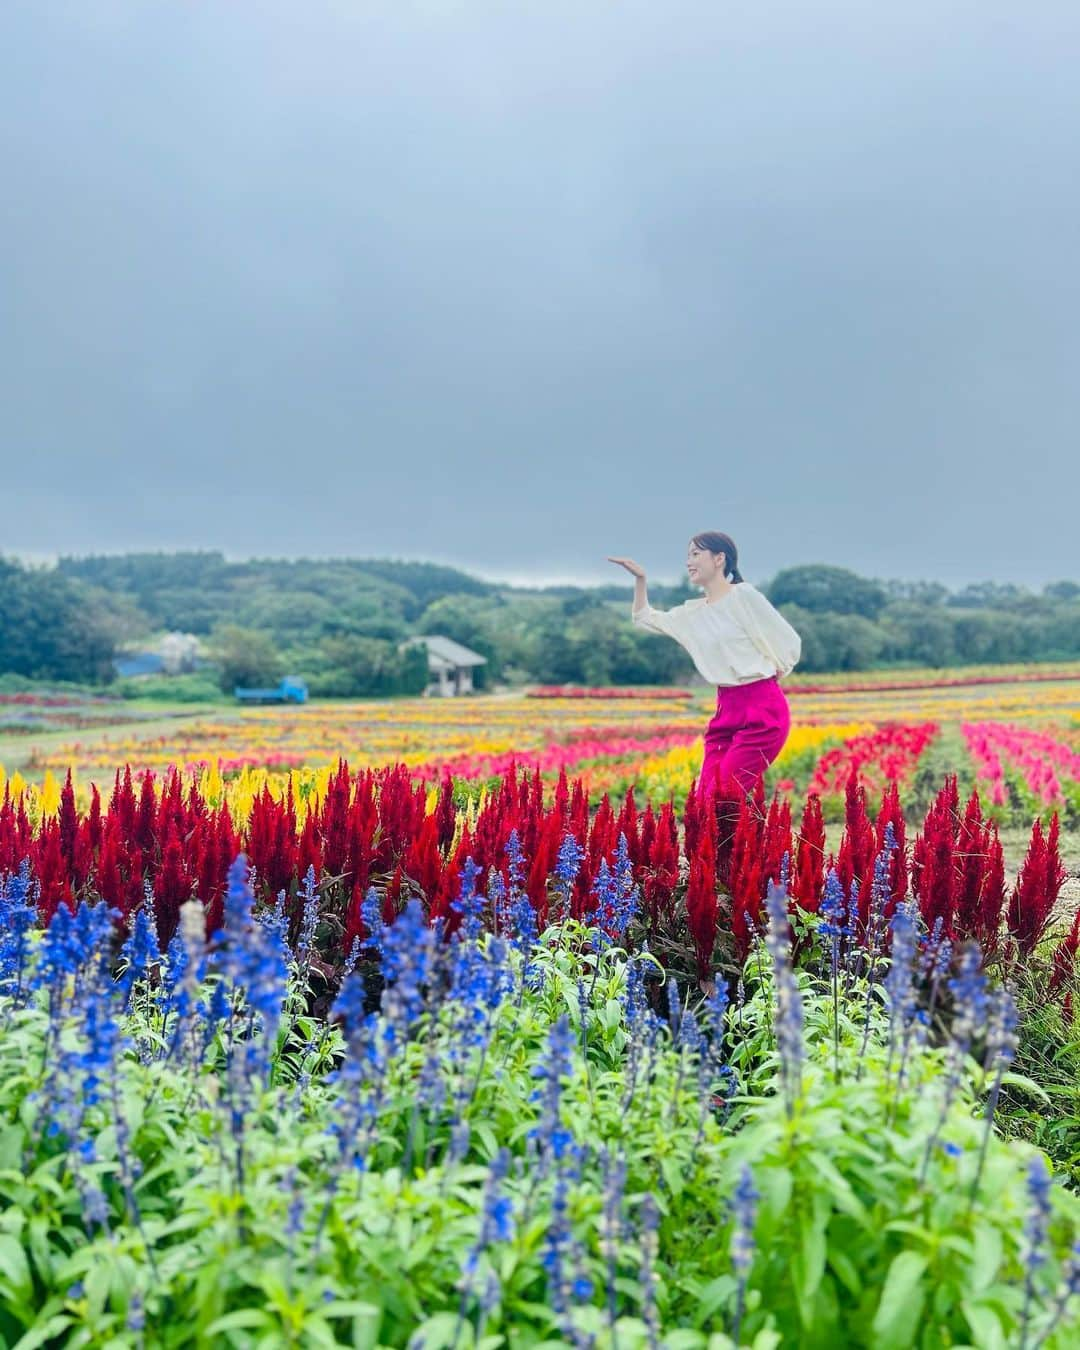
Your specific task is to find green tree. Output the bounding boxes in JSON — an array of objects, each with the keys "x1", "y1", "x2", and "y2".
[
  {"x1": 416, "y1": 594, "x2": 506, "y2": 687},
  {"x1": 878, "y1": 603, "x2": 957, "y2": 667},
  {"x1": 308, "y1": 635, "x2": 427, "y2": 697},
  {"x1": 768, "y1": 565, "x2": 888, "y2": 619},
  {"x1": 210, "y1": 625, "x2": 283, "y2": 693},
  {"x1": 0, "y1": 558, "x2": 117, "y2": 682}
]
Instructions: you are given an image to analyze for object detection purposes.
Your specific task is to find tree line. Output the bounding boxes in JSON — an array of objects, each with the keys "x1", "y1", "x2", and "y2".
[{"x1": 0, "y1": 552, "x2": 1077, "y2": 694}]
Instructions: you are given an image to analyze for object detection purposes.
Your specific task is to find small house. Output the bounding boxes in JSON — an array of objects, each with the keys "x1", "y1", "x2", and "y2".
[{"x1": 402, "y1": 635, "x2": 487, "y2": 697}]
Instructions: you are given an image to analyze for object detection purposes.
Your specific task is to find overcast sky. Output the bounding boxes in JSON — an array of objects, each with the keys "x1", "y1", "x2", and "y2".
[{"x1": 2, "y1": 2, "x2": 1078, "y2": 590}]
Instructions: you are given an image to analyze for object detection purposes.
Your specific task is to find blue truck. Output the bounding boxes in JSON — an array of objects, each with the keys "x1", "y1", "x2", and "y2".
[{"x1": 234, "y1": 676, "x2": 309, "y2": 705}]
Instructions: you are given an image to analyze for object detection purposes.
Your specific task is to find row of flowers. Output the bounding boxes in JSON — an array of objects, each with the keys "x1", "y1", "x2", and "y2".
[
  {"x1": 15, "y1": 675, "x2": 1080, "y2": 784},
  {"x1": 0, "y1": 760, "x2": 1072, "y2": 999},
  {"x1": 526, "y1": 685, "x2": 694, "y2": 699},
  {"x1": 963, "y1": 721, "x2": 1080, "y2": 811}
]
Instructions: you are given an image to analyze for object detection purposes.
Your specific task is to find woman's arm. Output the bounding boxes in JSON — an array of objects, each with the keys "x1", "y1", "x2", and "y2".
[
  {"x1": 607, "y1": 555, "x2": 675, "y2": 636},
  {"x1": 632, "y1": 573, "x2": 648, "y2": 614}
]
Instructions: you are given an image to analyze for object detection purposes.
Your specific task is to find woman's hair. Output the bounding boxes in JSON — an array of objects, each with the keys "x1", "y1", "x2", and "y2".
[{"x1": 691, "y1": 531, "x2": 744, "y2": 583}]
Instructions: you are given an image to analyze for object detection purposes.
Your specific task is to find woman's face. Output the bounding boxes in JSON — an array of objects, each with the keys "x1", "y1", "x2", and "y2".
[{"x1": 686, "y1": 540, "x2": 725, "y2": 586}]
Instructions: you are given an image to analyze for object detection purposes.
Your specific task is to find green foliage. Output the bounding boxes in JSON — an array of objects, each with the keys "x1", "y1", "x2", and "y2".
[
  {"x1": 22, "y1": 551, "x2": 1080, "y2": 685},
  {"x1": 209, "y1": 625, "x2": 284, "y2": 693},
  {"x1": 0, "y1": 557, "x2": 117, "y2": 684},
  {"x1": 112, "y1": 674, "x2": 225, "y2": 703},
  {"x1": 2, "y1": 920, "x2": 1079, "y2": 1348},
  {"x1": 768, "y1": 566, "x2": 889, "y2": 620},
  {"x1": 1002, "y1": 962, "x2": 1080, "y2": 1189},
  {"x1": 305, "y1": 635, "x2": 428, "y2": 697}
]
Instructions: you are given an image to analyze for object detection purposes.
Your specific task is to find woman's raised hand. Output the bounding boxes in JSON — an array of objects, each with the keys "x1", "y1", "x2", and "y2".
[{"x1": 606, "y1": 556, "x2": 647, "y2": 579}]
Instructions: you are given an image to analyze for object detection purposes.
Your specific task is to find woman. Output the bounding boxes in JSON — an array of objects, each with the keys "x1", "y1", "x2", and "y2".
[{"x1": 607, "y1": 531, "x2": 801, "y2": 803}]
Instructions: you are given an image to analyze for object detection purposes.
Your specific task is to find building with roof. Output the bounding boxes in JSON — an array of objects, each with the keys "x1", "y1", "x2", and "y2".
[{"x1": 401, "y1": 634, "x2": 487, "y2": 697}]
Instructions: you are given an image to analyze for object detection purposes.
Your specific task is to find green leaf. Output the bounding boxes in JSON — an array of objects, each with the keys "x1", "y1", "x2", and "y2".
[
  {"x1": 408, "y1": 1312, "x2": 468, "y2": 1350},
  {"x1": 204, "y1": 1310, "x2": 275, "y2": 1335},
  {"x1": 872, "y1": 1251, "x2": 928, "y2": 1349},
  {"x1": 969, "y1": 1222, "x2": 1004, "y2": 1294},
  {"x1": 660, "y1": 1154, "x2": 686, "y2": 1198},
  {"x1": 998, "y1": 1072, "x2": 1052, "y2": 1105},
  {"x1": 961, "y1": 1300, "x2": 1008, "y2": 1350},
  {"x1": 0, "y1": 1234, "x2": 32, "y2": 1301},
  {"x1": 320, "y1": 1300, "x2": 381, "y2": 1319},
  {"x1": 13, "y1": 1317, "x2": 74, "y2": 1350},
  {"x1": 828, "y1": 1248, "x2": 861, "y2": 1300}
]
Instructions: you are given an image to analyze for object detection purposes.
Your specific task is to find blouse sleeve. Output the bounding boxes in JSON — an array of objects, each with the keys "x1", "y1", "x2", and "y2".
[
  {"x1": 632, "y1": 601, "x2": 679, "y2": 636},
  {"x1": 733, "y1": 586, "x2": 802, "y2": 677}
]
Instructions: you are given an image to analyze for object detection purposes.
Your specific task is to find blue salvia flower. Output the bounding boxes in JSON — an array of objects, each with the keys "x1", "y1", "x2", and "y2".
[
  {"x1": 486, "y1": 866, "x2": 507, "y2": 939},
  {"x1": 78, "y1": 985, "x2": 124, "y2": 1110},
  {"x1": 764, "y1": 880, "x2": 803, "y2": 1115},
  {"x1": 622, "y1": 954, "x2": 649, "y2": 1032},
  {"x1": 984, "y1": 986, "x2": 1020, "y2": 1079},
  {"x1": 504, "y1": 832, "x2": 539, "y2": 963},
  {"x1": 282, "y1": 1163, "x2": 306, "y2": 1241},
  {"x1": 884, "y1": 900, "x2": 920, "y2": 1082},
  {"x1": 161, "y1": 931, "x2": 189, "y2": 1013},
  {"x1": 296, "y1": 865, "x2": 320, "y2": 964},
  {"x1": 855, "y1": 827, "x2": 902, "y2": 1074},
  {"x1": 553, "y1": 832, "x2": 585, "y2": 923},
  {"x1": 587, "y1": 835, "x2": 639, "y2": 949},
  {"x1": 261, "y1": 887, "x2": 289, "y2": 953},
  {"x1": 359, "y1": 885, "x2": 383, "y2": 961},
  {"x1": 819, "y1": 869, "x2": 848, "y2": 973},
  {"x1": 462, "y1": 1147, "x2": 514, "y2": 1278},
  {"x1": 820, "y1": 871, "x2": 848, "y2": 1081},
  {"x1": 213, "y1": 854, "x2": 289, "y2": 1084},
  {"x1": 704, "y1": 981, "x2": 729, "y2": 1044},
  {"x1": 340, "y1": 934, "x2": 363, "y2": 984},
  {"x1": 529, "y1": 1015, "x2": 575, "y2": 1175},
  {"x1": 921, "y1": 914, "x2": 954, "y2": 1016},
  {"x1": 508, "y1": 888, "x2": 539, "y2": 961},
  {"x1": 0, "y1": 860, "x2": 38, "y2": 1006},
  {"x1": 1036, "y1": 1239, "x2": 1080, "y2": 1350},
  {"x1": 638, "y1": 1193, "x2": 661, "y2": 1350},
  {"x1": 920, "y1": 940, "x2": 989, "y2": 1184},
  {"x1": 540, "y1": 1162, "x2": 593, "y2": 1348},
  {"x1": 702, "y1": 982, "x2": 734, "y2": 1106},
  {"x1": 126, "y1": 1293, "x2": 145, "y2": 1334},
  {"x1": 117, "y1": 909, "x2": 161, "y2": 1007},
  {"x1": 608, "y1": 832, "x2": 639, "y2": 941},
  {"x1": 947, "y1": 941, "x2": 988, "y2": 1046},
  {"x1": 865, "y1": 825, "x2": 897, "y2": 957},
  {"x1": 506, "y1": 828, "x2": 528, "y2": 895},
  {"x1": 1020, "y1": 1154, "x2": 1053, "y2": 1349},
  {"x1": 323, "y1": 983, "x2": 394, "y2": 1186},
  {"x1": 970, "y1": 991, "x2": 1019, "y2": 1204},
  {"x1": 417, "y1": 1037, "x2": 447, "y2": 1114},
  {"x1": 30, "y1": 904, "x2": 79, "y2": 1006},
  {"x1": 676, "y1": 999, "x2": 705, "y2": 1057},
  {"x1": 730, "y1": 1163, "x2": 759, "y2": 1345},
  {"x1": 380, "y1": 899, "x2": 435, "y2": 1034},
  {"x1": 665, "y1": 977, "x2": 683, "y2": 1043},
  {"x1": 460, "y1": 1160, "x2": 513, "y2": 1318},
  {"x1": 600, "y1": 1147, "x2": 627, "y2": 1330},
  {"x1": 450, "y1": 857, "x2": 485, "y2": 942}
]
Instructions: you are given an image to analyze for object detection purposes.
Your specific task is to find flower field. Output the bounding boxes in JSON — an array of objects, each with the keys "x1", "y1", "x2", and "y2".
[
  {"x1": 2, "y1": 662, "x2": 1080, "y2": 1346},
  {"x1": 5, "y1": 661, "x2": 1078, "y2": 829}
]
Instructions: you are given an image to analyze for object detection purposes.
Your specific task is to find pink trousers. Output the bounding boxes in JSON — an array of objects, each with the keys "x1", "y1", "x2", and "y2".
[{"x1": 699, "y1": 675, "x2": 791, "y2": 799}]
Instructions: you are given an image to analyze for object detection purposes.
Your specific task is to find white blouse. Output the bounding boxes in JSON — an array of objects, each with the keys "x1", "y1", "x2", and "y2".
[{"x1": 632, "y1": 582, "x2": 802, "y2": 686}]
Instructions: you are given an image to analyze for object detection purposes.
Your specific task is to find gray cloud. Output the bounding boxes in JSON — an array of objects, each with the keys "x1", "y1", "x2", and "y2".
[{"x1": 2, "y1": 1, "x2": 1078, "y2": 588}]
